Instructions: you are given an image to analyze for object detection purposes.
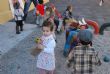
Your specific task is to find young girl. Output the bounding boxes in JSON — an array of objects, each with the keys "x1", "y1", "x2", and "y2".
[
  {"x1": 50, "y1": 4, "x2": 64, "y2": 33},
  {"x1": 63, "y1": 5, "x2": 73, "y2": 19},
  {"x1": 44, "y1": 7, "x2": 53, "y2": 20},
  {"x1": 36, "y1": 20, "x2": 56, "y2": 74},
  {"x1": 13, "y1": 0, "x2": 24, "y2": 34},
  {"x1": 63, "y1": 5, "x2": 73, "y2": 29}
]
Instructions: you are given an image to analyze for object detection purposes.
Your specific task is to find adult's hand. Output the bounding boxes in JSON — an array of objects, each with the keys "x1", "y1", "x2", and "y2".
[
  {"x1": 37, "y1": 44, "x2": 44, "y2": 50},
  {"x1": 24, "y1": 0, "x2": 28, "y2": 2}
]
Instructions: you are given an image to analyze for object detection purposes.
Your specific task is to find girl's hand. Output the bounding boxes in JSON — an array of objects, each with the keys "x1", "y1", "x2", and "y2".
[{"x1": 37, "y1": 44, "x2": 44, "y2": 49}]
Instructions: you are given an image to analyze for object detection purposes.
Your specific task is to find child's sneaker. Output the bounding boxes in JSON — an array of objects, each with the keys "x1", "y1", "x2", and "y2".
[
  {"x1": 20, "y1": 29, "x2": 23, "y2": 31},
  {"x1": 99, "y1": 1, "x2": 102, "y2": 6},
  {"x1": 55, "y1": 39, "x2": 57, "y2": 43},
  {"x1": 16, "y1": 32, "x2": 20, "y2": 34}
]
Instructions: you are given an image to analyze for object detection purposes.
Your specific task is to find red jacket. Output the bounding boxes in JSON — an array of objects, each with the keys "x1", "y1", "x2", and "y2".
[{"x1": 36, "y1": 4, "x2": 44, "y2": 16}]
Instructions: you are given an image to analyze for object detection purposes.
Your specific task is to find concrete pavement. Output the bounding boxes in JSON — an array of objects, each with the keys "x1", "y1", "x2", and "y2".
[{"x1": 0, "y1": 22, "x2": 37, "y2": 57}]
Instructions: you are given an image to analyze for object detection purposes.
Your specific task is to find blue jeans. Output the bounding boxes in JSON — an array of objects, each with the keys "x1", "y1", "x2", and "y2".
[
  {"x1": 23, "y1": 0, "x2": 37, "y2": 20},
  {"x1": 36, "y1": 15, "x2": 44, "y2": 26}
]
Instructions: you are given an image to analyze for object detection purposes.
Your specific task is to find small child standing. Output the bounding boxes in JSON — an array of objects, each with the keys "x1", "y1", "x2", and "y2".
[
  {"x1": 44, "y1": 7, "x2": 53, "y2": 21},
  {"x1": 63, "y1": 5, "x2": 73, "y2": 29},
  {"x1": 13, "y1": 0, "x2": 24, "y2": 34},
  {"x1": 36, "y1": 20, "x2": 56, "y2": 74},
  {"x1": 63, "y1": 5, "x2": 73, "y2": 19},
  {"x1": 67, "y1": 29, "x2": 101, "y2": 74}
]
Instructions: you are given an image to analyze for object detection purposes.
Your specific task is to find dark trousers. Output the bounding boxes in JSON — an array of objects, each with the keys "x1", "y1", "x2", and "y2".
[
  {"x1": 23, "y1": 0, "x2": 37, "y2": 21},
  {"x1": 54, "y1": 19, "x2": 59, "y2": 31},
  {"x1": 63, "y1": 18, "x2": 69, "y2": 30},
  {"x1": 16, "y1": 20, "x2": 24, "y2": 33}
]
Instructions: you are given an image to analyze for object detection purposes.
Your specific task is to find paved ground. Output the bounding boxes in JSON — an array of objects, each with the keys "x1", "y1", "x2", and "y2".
[
  {"x1": 0, "y1": 22, "x2": 37, "y2": 56},
  {"x1": 0, "y1": 0, "x2": 110, "y2": 74},
  {"x1": 0, "y1": 26, "x2": 110, "y2": 74}
]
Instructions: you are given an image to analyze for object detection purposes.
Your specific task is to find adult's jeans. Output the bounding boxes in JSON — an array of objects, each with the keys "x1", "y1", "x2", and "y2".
[{"x1": 23, "y1": 0, "x2": 37, "y2": 20}]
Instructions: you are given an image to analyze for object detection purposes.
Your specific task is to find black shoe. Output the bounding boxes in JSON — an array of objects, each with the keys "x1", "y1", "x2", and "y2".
[
  {"x1": 57, "y1": 31, "x2": 61, "y2": 34},
  {"x1": 55, "y1": 39, "x2": 57, "y2": 43},
  {"x1": 20, "y1": 29, "x2": 23, "y2": 31},
  {"x1": 16, "y1": 32, "x2": 20, "y2": 34},
  {"x1": 39, "y1": 25, "x2": 42, "y2": 27}
]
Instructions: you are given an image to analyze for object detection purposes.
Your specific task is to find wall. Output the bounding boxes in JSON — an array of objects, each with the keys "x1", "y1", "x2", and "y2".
[{"x1": 0, "y1": 0, "x2": 34, "y2": 24}]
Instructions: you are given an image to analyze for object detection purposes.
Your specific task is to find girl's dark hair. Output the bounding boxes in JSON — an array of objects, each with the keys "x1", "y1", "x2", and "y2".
[
  {"x1": 66, "y1": 5, "x2": 72, "y2": 11},
  {"x1": 38, "y1": 0, "x2": 43, "y2": 4},
  {"x1": 42, "y1": 20, "x2": 54, "y2": 31},
  {"x1": 14, "y1": 2, "x2": 20, "y2": 9},
  {"x1": 46, "y1": 7, "x2": 53, "y2": 14},
  {"x1": 80, "y1": 40, "x2": 92, "y2": 46}
]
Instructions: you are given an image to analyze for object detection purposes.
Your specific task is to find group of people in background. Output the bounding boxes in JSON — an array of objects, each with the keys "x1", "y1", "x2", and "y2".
[{"x1": 12, "y1": 0, "x2": 102, "y2": 74}]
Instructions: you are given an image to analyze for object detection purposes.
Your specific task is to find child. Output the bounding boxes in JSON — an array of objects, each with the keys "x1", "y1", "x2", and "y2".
[
  {"x1": 63, "y1": 5, "x2": 73, "y2": 29},
  {"x1": 63, "y1": 5, "x2": 73, "y2": 19},
  {"x1": 67, "y1": 29, "x2": 101, "y2": 74},
  {"x1": 13, "y1": 0, "x2": 24, "y2": 34},
  {"x1": 50, "y1": 4, "x2": 64, "y2": 33},
  {"x1": 36, "y1": 0, "x2": 44, "y2": 26},
  {"x1": 36, "y1": 20, "x2": 56, "y2": 74},
  {"x1": 44, "y1": 7, "x2": 53, "y2": 21}
]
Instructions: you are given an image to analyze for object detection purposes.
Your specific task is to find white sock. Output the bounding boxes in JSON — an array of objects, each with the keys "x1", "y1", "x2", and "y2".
[
  {"x1": 82, "y1": 18, "x2": 87, "y2": 24},
  {"x1": 99, "y1": 1, "x2": 102, "y2": 6}
]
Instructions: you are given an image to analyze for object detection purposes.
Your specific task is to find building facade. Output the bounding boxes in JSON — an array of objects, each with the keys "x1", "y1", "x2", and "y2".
[{"x1": 0, "y1": 0, "x2": 34, "y2": 24}]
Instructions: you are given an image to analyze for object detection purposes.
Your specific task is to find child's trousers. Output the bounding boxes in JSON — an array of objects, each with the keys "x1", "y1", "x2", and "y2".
[
  {"x1": 15, "y1": 20, "x2": 24, "y2": 34},
  {"x1": 36, "y1": 15, "x2": 44, "y2": 26},
  {"x1": 38, "y1": 68, "x2": 54, "y2": 74}
]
